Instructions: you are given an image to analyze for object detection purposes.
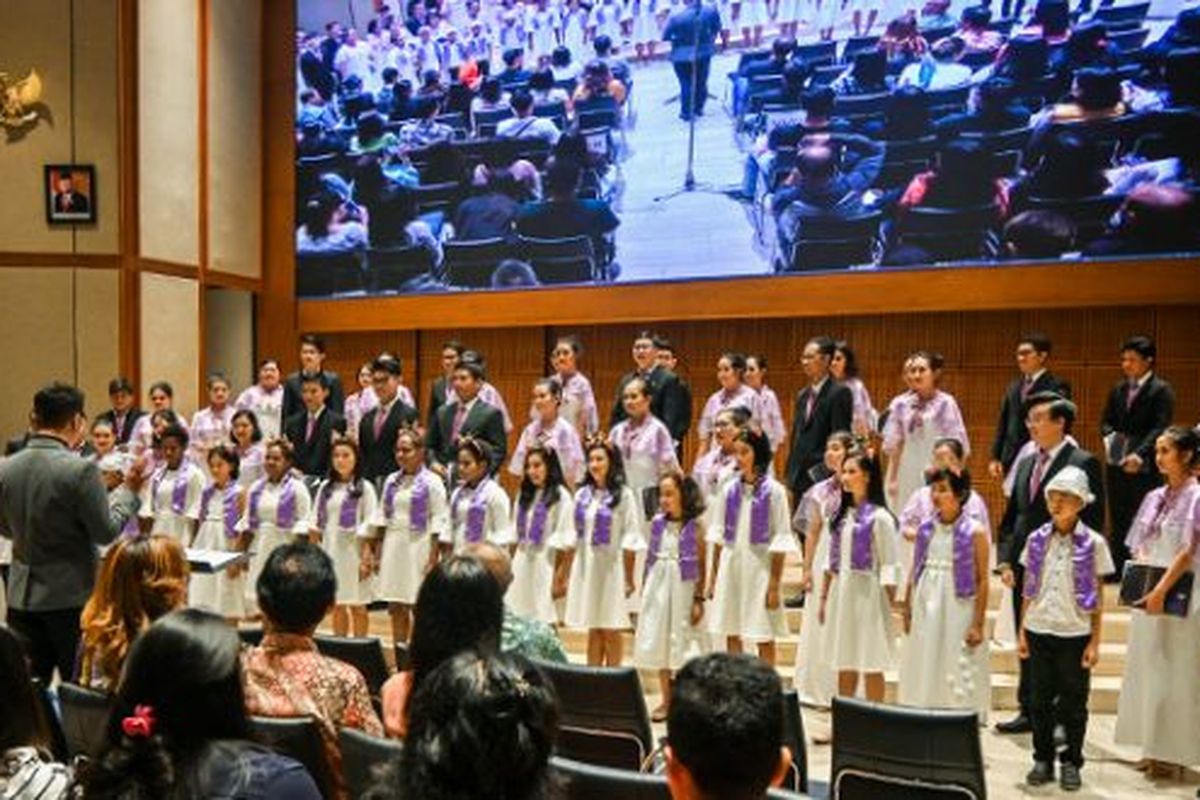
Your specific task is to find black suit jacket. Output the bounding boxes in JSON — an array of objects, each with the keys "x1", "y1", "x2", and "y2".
[
  {"x1": 785, "y1": 379, "x2": 854, "y2": 497},
  {"x1": 95, "y1": 408, "x2": 145, "y2": 445},
  {"x1": 989, "y1": 371, "x2": 1072, "y2": 472},
  {"x1": 610, "y1": 366, "x2": 691, "y2": 444},
  {"x1": 282, "y1": 370, "x2": 346, "y2": 422},
  {"x1": 1099, "y1": 373, "x2": 1175, "y2": 473},
  {"x1": 427, "y1": 399, "x2": 508, "y2": 470},
  {"x1": 358, "y1": 399, "x2": 419, "y2": 482},
  {"x1": 284, "y1": 408, "x2": 347, "y2": 477},
  {"x1": 427, "y1": 376, "x2": 451, "y2": 431},
  {"x1": 997, "y1": 441, "x2": 1105, "y2": 567},
  {"x1": 54, "y1": 192, "x2": 90, "y2": 214}
]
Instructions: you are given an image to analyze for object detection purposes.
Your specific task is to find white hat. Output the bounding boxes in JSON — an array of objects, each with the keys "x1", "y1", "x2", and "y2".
[
  {"x1": 1043, "y1": 464, "x2": 1094, "y2": 506},
  {"x1": 97, "y1": 452, "x2": 132, "y2": 474}
]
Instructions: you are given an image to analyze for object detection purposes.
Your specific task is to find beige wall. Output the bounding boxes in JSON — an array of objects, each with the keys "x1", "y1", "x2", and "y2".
[
  {"x1": 205, "y1": 288, "x2": 255, "y2": 392},
  {"x1": 0, "y1": 0, "x2": 120, "y2": 254},
  {"x1": 140, "y1": 273, "x2": 201, "y2": 418},
  {"x1": 138, "y1": 0, "x2": 200, "y2": 265},
  {"x1": 0, "y1": 268, "x2": 120, "y2": 440}
]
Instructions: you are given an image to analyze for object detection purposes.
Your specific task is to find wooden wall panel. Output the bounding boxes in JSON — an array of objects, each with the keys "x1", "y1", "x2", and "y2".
[
  {"x1": 140, "y1": 273, "x2": 201, "y2": 417},
  {"x1": 320, "y1": 331, "x2": 419, "y2": 412},
  {"x1": 73, "y1": 0, "x2": 121, "y2": 254}
]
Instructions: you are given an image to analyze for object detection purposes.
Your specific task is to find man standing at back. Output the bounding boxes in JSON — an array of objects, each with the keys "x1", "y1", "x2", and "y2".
[
  {"x1": 662, "y1": 0, "x2": 722, "y2": 121},
  {"x1": 988, "y1": 333, "x2": 1072, "y2": 486},
  {"x1": 282, "y1": 334, "x2": 346, "y2": 420},
  {"x1": 611, "y1": 331, "x2": 690, "y2": 452},
  {"x1": 0, "y1": 383, "x2": 143, "y2": 682}
]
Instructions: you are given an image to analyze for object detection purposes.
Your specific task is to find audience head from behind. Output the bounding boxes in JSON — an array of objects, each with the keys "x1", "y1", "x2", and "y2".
[
  {"x1": 551, "y1": 45, "x2": 573, "y2": 69},
  {"x1": 1032, "y1": 0, "x2": 1071, "y2": 39},
  {"x1": 1070, "y1": 66, "x2": 1122, "y2": 112},
  {"x1": 1025, "y1": 129, "x2": 1109, "y2": 197},
  {"x1": 480, "y1": 76, "x2": 504, "y2": 104},
  {"x1": 1165, "y1": 48, "x2": 1200, "y2": 107},
  {"x1": 770, "y1": 36, "x2": 794, "y2": 64},
  {"x1": 300, "y1": 190, "x2": 345, "y2": 240},
  {"x1": 415, "y1": 96, "x2": 440, "y2": 121},
  {"x1": 491, "y1": 258, "x2": 541, "y2": 288},
  {"x1": 998, "y1": 35, "x2": 1050, "y2": 81},
  {"x1": 1003, "y1": 211, "x2": 1076, "y2": 259},
  {"x1": 257, "y1": 541, "x2": 337, "y2": 636},
  {"x1": 976, "y1": 76, "x2": 1017, "y2": 118},
  {"x1": 530, "y1": 68, "x2": 555, "y2": 93},
  {"x1": 931, "y1": 35, "x2": 965, "y2": 63},
  {"x1": 1065, "y1": 21, "x2": 1113, "y2": 68},
  {"x1": 545, "y1": 157, "x2": 584, "y2": 201},
  {"x1": 665, "y1": 653, "x2": 791, "y2": 800},
  {"x1": 925, "y1": 137, "x2": 998, "y2": 207},
  {"x1": 883, "y1": 85, "x2": 931, "y2": 139},
  {"x1": 511, "y1": 89, "x2": 536, "y2": 117},
  {"x1": 801, "y1": 86, "x2": 836, "y2": 122},
  {"x1": 31, "y1": 381, "x2": 87, "y2": 447},
  {"x1": 504, "y1": 47, "x2": 526, "y2": 70},
  {"x1": 593, "y1": 34, "x2": 615, "y2": 57},
  {"x1": 960, "y1": 4, "x2": 991, "y2": 32},
  {"x1": 850, "y1": 49, "x2": 888, "y2": 91},
  {"x1": 1, "y1": 625, "x2": 60, "y2": 763},
  {"x1": 355, "y1": 111, "x2": 387, "y2": 148}
]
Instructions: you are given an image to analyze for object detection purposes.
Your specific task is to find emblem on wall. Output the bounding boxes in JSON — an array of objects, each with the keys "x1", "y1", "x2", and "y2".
[{"x1": 1, "y1": 69, "x2": 47, "y2": 140}]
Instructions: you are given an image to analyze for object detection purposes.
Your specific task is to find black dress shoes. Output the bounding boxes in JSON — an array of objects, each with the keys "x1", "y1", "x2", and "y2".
[
  {"x1": 996, "y1": 714, "x2": 1033, "y2": 734},
  {"x1": 1026, "y1": 761, "x2": 1054, "y2": 786}
]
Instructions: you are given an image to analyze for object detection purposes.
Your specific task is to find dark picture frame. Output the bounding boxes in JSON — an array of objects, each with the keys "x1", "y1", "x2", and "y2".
[{"x1": 45, "y1": 164, "x2": 96, "y2": 224}]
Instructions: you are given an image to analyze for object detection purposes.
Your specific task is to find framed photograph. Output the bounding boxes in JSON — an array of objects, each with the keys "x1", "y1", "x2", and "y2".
[{"x1": 45, "y1": 164, "x2": 96, "y2": 224}]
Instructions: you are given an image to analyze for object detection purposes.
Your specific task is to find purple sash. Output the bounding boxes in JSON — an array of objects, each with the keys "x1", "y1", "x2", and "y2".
[
  {"x1": 317, "y1": 482, "x2": 359, "y2": 531},
  {"x1": 646, "y1": 513, "x2": 700, "y2": 582},
  {"x1": 453, "y1": 481, "x2": 489, "y2": 543},
  {"x1": 383, "y1": 469, "x2": 431, "y2": 535},
  {"x1": 829, "y1": 503, "x2": 876, "y2": 574},
  {"x1": 200, "y1": 482, "x2": 241, "y2": 540},
  {"x1": 517, "y1": 495, "x2": 551, "y2": 547},
  {"x1": 912, "y1": 514, "x2": 977, "y2": 598},
  {"x1": 152, "y1": 464, "x2": 193, "y2": 516},
  {"x1": 1022, "y1": 522, "x2": 1099, "y2": 611},
  {"x1": 248, "y1": 475, "x2": 297, "y2": 530},
  {"x1": 574, "y1": 486, "x2": 613, "y2": 546},
  {"x1": 723, "y1": 478, "x2": 772, "y2": 546}
]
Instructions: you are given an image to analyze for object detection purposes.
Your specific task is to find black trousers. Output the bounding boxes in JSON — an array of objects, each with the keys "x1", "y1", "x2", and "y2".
[
  {"x1": 1027, "y1": 631, "x2": 1091, "y2": 767},
  {"x1": 7, "y1": 606, "x2": 83, "y2": 684},
  {"x1": 672, "y1": 55, "x2": 712, "y2": 118},
  {"x1": 1105, "y1": 465, "x2": 1157, "y2": 576},
  {"x1": 1010, "y1": 564, "x2": 1032, "y2": 715}
]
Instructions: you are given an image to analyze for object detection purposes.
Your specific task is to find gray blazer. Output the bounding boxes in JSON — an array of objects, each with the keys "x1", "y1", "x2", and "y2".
[{"x1": 0, "y1": 436, "x2": 139, "y2": 612}]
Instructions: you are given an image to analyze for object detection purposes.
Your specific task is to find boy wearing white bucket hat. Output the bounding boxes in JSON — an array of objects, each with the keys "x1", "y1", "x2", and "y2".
[{"x1": 1017, "y1": 464, "x2": 1115, "y2": 792}]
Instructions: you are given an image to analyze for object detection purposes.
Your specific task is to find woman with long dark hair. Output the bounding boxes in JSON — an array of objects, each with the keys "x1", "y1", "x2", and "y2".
[{"x1": 0, "y1": 626, "x2": 71, "y2": 798}]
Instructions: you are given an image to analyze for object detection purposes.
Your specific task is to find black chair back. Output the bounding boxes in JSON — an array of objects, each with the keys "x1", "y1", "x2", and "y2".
[
  {"x1": 296, "y1": 153, "x2": 347, "y2": 203},
  {"x1": 900, "y1": 204, "x2": 1000, "y2": 261},
  {"x1": 780, "y1": 689, "x2": 808, "y2": 793},
  {"x1": 393, "y1": 641, "x2": 412, "y2": 672},
  {"x1": 552, "y1": 756, "x2": 669, "y2": 800},
  {"x1": 365, "y1": 246, "x2": 435, "y2": 293},
  {"x1": 735, "y1": 49, "x2": 775, "y2": 73},
  {"x1": 1092, "y1": 2, "x2": 1150, "y2": 30},
  {"x1": 534, "y1": 659, "x2": 654, "y2": 771},
  {"x1": 238, "y1": 626, "x2": 266, "y2": 647},
  {"x1": 959, "y1": 50, "x2": 997, "y2": 70},
  {"x1": 922, "y1": 85, "x2": 970, "y2": 115},
  {"x1": 411, "y1": 180, "x2": 463, "y2": 216},
  {"x1": 1108, "y1": 27, "x2": 1150, "y2": 51},
  {"x1": 338, "y1": 727, "x2": 404, "y2": 798},
  {"x1": 518, "y1": 235, "x2": 598, "y2": 283},
  {"x1": 313, "y1": 635, "x2": 392, "y2": 697},
  {"x1": 794, "y1": 40, "x2": 838, "y2": 66},
  {"x1": 33, "y1": 679, "x2": 68, "y2": 760},
  {"x1": 248, "y1": 715, "x2": 339, "y2": 799},
  {"x1": 989, "y1": 17, "x2": 1016, "y2": 36},
  {"x1": 810, "y1": 63, "x2": 848, "y2": 86},
  {"x1": 842, "y1": 35, "x2": 881, "y2": 61},
  {"x1": 831, "y1": 697, "x2": 986, "y2": 800},
  {"x1": 444, "y1": 238, "x2": 514, "y2": 287},
  {"x1": 534, "y1": 100, "x2": 569, "y2": 129},
  {"x1": 58, "y1": 682, "x2": 114, "y2": 759},
  {"x1": 474, "y1": 106, "x2": 515, "y2": 137},
  {"x1": 921, "y1": 25, "x2": 957, "y2": 43},
  {"x1": 515, "y1": 137, "x2": 555, "y2": 166},
  {"x1": 296, "y1": 251, "x2": 364, "y2": 298},
  {"x1": 1024, "y1": 193, "x2": 1125, "y2": 246},
  {"x1": 883, "y1": 135, "x2": 938, "y2": 164},
  {"x1": 435, "y1": 111, "x2": 468, "y2": 135},
  {"x1": 833, "y1": 92, "x2": 890, "y2": 120}
]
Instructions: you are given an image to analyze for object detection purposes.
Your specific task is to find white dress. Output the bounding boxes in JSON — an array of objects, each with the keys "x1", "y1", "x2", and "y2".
[
  {"x1": 529, "y1": 8, "x2": 561, "y2": 60},
  {"x1": 373, "y1": 469, "x2": 449, "y2": 604},
  {"x1": 440, "y1": 478, "x2": 513, "y2": 553},
  {"x1": 634, "y1": 518, "x2": 708, "y2": 670},
  {"x1": 560, "y1": 8, "x2": 589, "y2": 59},
  {"x1": 794, "y1": 477, "x2": 841, "y2": 707},
  {"x1": 631, "y1": 0, "x2": 661, "y2": 45},
  {"x1": 139, "y1": 462, "x2": 207, "y2": 545},
  {"x1": 509, "y1": 487, "x2": 576, "y2": 623},
  {"x1": 239, "y1": 475, "x2": 313, "y2": 611},
  {"x1": 739, "y1": 0, "x2": 768, "y2": 26},
  {"x1": 707, "y1": 476, "x2": 797, "y2": 642},
  {"x1": 187, "y1": 482, "x2": 246, "y2": 618},
  {"x1": 565, "y1": 486, "x2": 644, "y2": 629},
  {"x1": 1114, "y1": 482, "x2": 1200, "y2": 766},
  {"x1": 897, "y1": 520, "x2": 990, "y2": 718},
  {"x1": 590, "y1": 1, "x2": 624, "y2": 43},
  {"x1": 828, "y1": 505, "x2": 901, "y2": 672},
  {"x1": 310, "y1": 480, "x2": 379, "y2": 605}
]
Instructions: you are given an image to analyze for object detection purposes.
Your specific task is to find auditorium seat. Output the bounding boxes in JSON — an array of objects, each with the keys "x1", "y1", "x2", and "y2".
[
  {"x1": 780, "y1": 689, "x2": 809, "y2": 793},
  {"x1": 922, "y1": 85, "x2": 971, "y2": 116},
  {"x1": 1092, "y1": 1, "x2": 1150, "y2": 31},
  {"x1": 1023, "y1": 193, "x2": 1125, "y2": 247},
  {"x1": 534, "y1": 659, "x2": 655, "y2": 771},
  {"x1": 313, "y1": 634, "x2": 392, "y2": 698},
  {"x1": 811, "y1": 63, "x2": 849, "y2": 86},
  {"x1": 519, "y1": 235, "x2": 601, "y2": 283},
  {"x1": 444, "y1": 238, "x2": 514, "y2": 287},
  {"x1": 533, "y1": 100, "x2": 569, "y2": 130},
  {"x1": 833, "y1": 92, "x2": 890, "y2": 122},
  {"x1": 989, "y1": 17, "x2": 1016, "y2": 36},
  {"x1": 831, "y1": 697, "x2": 986, "y2": 800},
  {"x1": 551, "y1": 757, "x2": 811, "y2": 800},
  {"x1": 959, "y1": 50, "x2": 997, "y2": 70},
  {"x1": 841, "y1": 35, "x2": 881, "y2": 61},
  {"x1": 296, "y1": 153, "x2": 348, "y2": 205},
  {"x1": 474, "y1": 106, "x2": 515, "y2": 138},
  {"x1": 921, "y1": 25, "x2": 957, "y2": 43},
  {"x1": 892, "y1": 204, "x2": 1001, "y2": 262},
  {"x1": 393, "y1": 641, "x2": 411, "y2": 672},
  {"x1": 58, "y1": 682, "x2": 113, "y2": 759},
  {"x1": 411, "y1": 181, "x2": 463, "y2": 217},
  {"x1": 794, "y1": 40, "x2": 838, "y2": 66},
  {"x1": 248, "y1": 716, "x2": 338, "y2": 799},
  {"x1": 365, "y1": 246, "x2": 436, "y2": 293},
  {"x1": 296, "y1": 251, "x2": 365, "y2": 298},
  {"x1": 434, "y1": 111, "x2": 469, "y2": 137},
  {"x1": 783, "y1": 212, "x2": 882, "y2": 272},
  {"x1": 1108, "y1": 27, "x2": 1151, "y2": 52},
  {"x1": 338, "y1": 727, "x2": 403, "y2": 797}
]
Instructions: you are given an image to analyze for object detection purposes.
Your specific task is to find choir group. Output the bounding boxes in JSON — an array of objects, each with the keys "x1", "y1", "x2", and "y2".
[{"x1": 65, "y1": 328, "x2": 1198, "y2": 789}]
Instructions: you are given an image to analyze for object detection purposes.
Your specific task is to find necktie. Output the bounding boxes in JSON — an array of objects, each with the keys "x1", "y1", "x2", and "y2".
[
  {"x1": 1029, "y1": 448, "x2": 1049, "y2": 500},
  {"x1": 374, "y1": 403, "x2": 389, "y2": 440},
  {"x1": 451, "y1": 404, "x2": 468, "y2": 442},
  {"x1": 306, "y1": 414, "x2": 317, "y2": 442},
  {"x1": 805, "y1": 388, "x2": 816, "y2": 423},
  {"x1": 1125, "y1": 380, "x2": 1140, "y2": 410},
  {"x1": 1020, "y1": 376, "x2": 1034, "y2": 400},
  {"x1": 116, "y1": 413, "x2": 126, "y2": 439}
]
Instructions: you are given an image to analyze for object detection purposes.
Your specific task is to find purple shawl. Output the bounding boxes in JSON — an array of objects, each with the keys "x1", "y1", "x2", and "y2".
[
  {"x1": 912, "y1": 513, "x2": 977, "y2": 598},
  {"x1": 383, "y1": 469, "x2": 431, "y2": 535},
  {"x1": 829, "y1": 503, "x2": 877, "y2": 574},
  {"x1": 517, "y1": 494, "x2": 551, "y2": 547},
  {"x1": 574, "y1": 486, "x2": 613, "y2": 546},
  {"x1": 723, "y1": 478, "x2": 772, "y2": 546},
  {"x1": 248, "y1": 475, "x2": 298, "y2": 530},
  {"x1": 646, "y1": 513, "x2": 700, "y2": 582},
  {"x1": 152, "y1": 464, "x2": 193, "y2": 516},
  {"x1": 200, "y1": 482, "x2": 241, "y2": 540},
  {"x1": 317, "y1": 481, "x2": 360, "y2": 531},
  {"x1": 1022, "y1": 522, "x2": 1099, "y2": 611},
  {"x1": 453, "y1": 480, "x2": 490, "y2": 543}
]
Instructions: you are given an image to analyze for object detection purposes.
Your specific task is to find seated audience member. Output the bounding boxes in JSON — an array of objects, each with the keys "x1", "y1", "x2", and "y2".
[
  {"x1": 77, "y1": 534, "x2": 190, "y2": 691},
  {"x1": 749, "y1": 59, "x2": 810, "y2": 110},
  {"x1": 1034, "y1": 66, "x2": 1126, "y2": 126},
  {"x1": 733, "y1": 37, "x2": 794, "y2": 115},
  {"x1": 935, "y1": 77, "x2": 1031, "y2": 136},
  {"x1": 375, "y1": 66, "x2": 402, "y2": 114},
  {"x1": 471, "y1": 77, "x2": 512, "y2": 122},
  {"x1": 878, "y1": 14, "x2": 930, "y2": 64},
  {"x1": 551, "y1": 45, "x2": 582, "y2": 84},
  {"x1": 573, "y1": 60, "x2": 628, "y2": 109},
  {"x1": 1010, "y1": 129, "x2": 1110, "y2": 211},
  {"x1": 593, "y1": 34, "x2": 632, "y2": 86},
  {"x1": 739, "y1": 87, "x2": 851, "y2": 199},
  {"x1": 1141, "y1": 6, "x2": 1200, "y2": 70},
  {"x1": 76, "y1": 609, "x2": 321, "y2": 799},
  {"x1": 350, "y1": 111, "x2": 400, "y2": 157},
  {"x1": 1023, "y1": 0, "x2": 1071, "y2": 45},
  {"x1": 515, "y1": 158, "x2": 620, "y2": 260},
  {"x1": 831, "y1": 50, "x2": 890, "y2": 96},
  {"x1": 387, "y1": 79, "x2": 418, "y2": 120},
  {"x1": 1053, "y1": 22, "x2": 1117, "y2": 78},
  {"x1": 1132, "y1": 47, "x2": 1200, "y2": 111},
  {"x1": 368, "y1": 652, "x2": 558, "y2": 800},
  {"x1": 898, "y1": 37, "x2": 973, "y2": 90},
  {"x1": 297, "y1": 89, "x2": 339, "y2": 131},
  {"x1": 453, "y1": 168, "x2": 526, "y2": 240},
  {"x1": 0, "y1": 625, "x2": 72, "y2": 799},
  {"x1": 297, "y1": 119, "x2": 347, "y2": 158},
  {"x1": 497, "y1": 90, "x2": 562, "y2": 144},
  {"x1": 466, "y1": 542, "x2": 568, "y2": 662},
  {"x1": 380, "y1": 555, "x2": 504, "y2": 738},
  {"x1": 991, "y1": 35, "x2": 1051, "y2": 84},
  {"x1": 957, "y1": 5, "x2": 1003, "y2": 55},
  {"x1": 529, "y1": 68, "x2": 572, "y2": 109},
  {"x1": 421, "y1": 141, "x2": 470, "y2": 187},
  {"x1": 415, "y1": 68, "x2": 446, "y2": 103},
  {"x1": 497, "y1": 48, "x2": 533, "y2": 87},
  {"x1": 897, "y1": 138, "x2": 1009, "y2": 215},
  {"x1": 1002, "y1": 210, "x2": 1076, "y2": 259},
  {"x1": 296, "y1": 191, "x2": 368, "y2": 255},
  {"x1": 339, "y1": 75, "x2": 376, "y2": 121},
  {"x1": 860, "y1": 85, "x2": 932, "y2": 140},
  {"x1": 240, "y1": 543, "x2": 383, "y2": 795},
  {"x1": 918, "y1": 0, "x2": 956, "y2": 33},
  {"x1": 665, "y1": 653, "x2": 791, "y2": 800},
  {"x1": 490, "y1": 259, "x2": 541, "y2": 288},
  {"x1": 397, "y1": 97, "x2": 456, "y2": 151},
  {"x1": 1084, "y1": 183, "x2": 1199, "y2": 256},
  {"x1": 352, "y1": 159, "x2": 443, "y2": 262}
]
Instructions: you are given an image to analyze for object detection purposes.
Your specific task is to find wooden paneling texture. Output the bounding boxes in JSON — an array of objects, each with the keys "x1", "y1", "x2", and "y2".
[{"x1": 318, "y1": 305, "x2": 1200, "y2": 517}]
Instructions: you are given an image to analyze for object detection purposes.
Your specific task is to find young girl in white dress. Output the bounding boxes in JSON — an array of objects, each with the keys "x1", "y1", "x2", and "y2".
[
  {"x1": 509, "y1": 447, "x2": 576, "y2": 624},
  {"x1": 708, "y1": 428, "x2": 796, "y2": 665},
  {"x1": 511, "y1": 379, "x2": 587, "y2": 488},
  {"x1": 739, "y1": 0, "x2": 767, "y2": 47},
  {"x1": 440, "y1": 438, "x2": 512, "y2": 555},
  {"x1": 563, "y1": 439, "x2": 643, "y2": 665},
  {"x1": 773, "y1": 0, "x2": 800, "y2": 39},
  {"x1": 634, "y1": 471, "x2": 708, "y2": 721},
  {"x1": 189, "y1": 374, "x2": 235, "y2": 474},
  {"x1": 371, "y1": 427, "x2": 448, "y2": 644},
  {"x1": 528, "y1": 0, "x2": 562, "y2": 64},
  {"x1": 187, "y1": 446, "x2": 247, "y2": 620},
  {"x1": 558, "y1": 3, "x2": 589, "y2": 65},
  {"x1": 794, "y1": 431, "x2": 854, "y2": 708},
  {"x1": 832, "y1": 341, "x2": 879, "y2": 438},
  {"x1": 745, "y1": 354, "x2": 786, "y2": 454},
  {"x1": 820, "y1": 450, "x2": 901, "y2": 702},
  {"x1": 239, "y1": 439, "x2": 313, "y2": 614},
  {"x1": 696, "y1": 352, "x2": 760, "y2": 459},
  {"x1": 139, "y1": 423, "x2": 206, "y2": 544},
  {"x1": 230, "y1": 410, "x2": 266, "y2": 488},
  {"x1": 589, "y1": 0, "x2": 625, "y2": 49},
  {"x1": 497, "y1": 0, "x2": 528, "y2": 54},
  {"x1": 898, "y1": 467, "x2": 990, "y2": 717},
  {"x1": 309, "y1": 438, "x2": 379, "y2": 637},
  {"x1": 1115, "y1": 427, "x2": 1200, "y2": 776},
  {"x1": 630, "y1": 0, "x2": 662, "y2": 59}
]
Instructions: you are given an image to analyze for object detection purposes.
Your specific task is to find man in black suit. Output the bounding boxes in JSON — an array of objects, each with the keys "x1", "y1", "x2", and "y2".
[
  {"x1": 299, "y1": 32, "x2": 336, "y2": 102},
  {"x1": 610, "y1": 331, "x2": 691, "y2": 449},
  {"x1": 52, "y1": 173, "x2": 90, "y2": 215},
  {"x1": 426, "y1": 360, "x2": 508, "y2": 475},
  {"x1": 988, "y1": 333, "x2": 1072, "y2": 482},
  {"x1": 785, "y1": 336, "x2": 853, "y2": 499},
  {"x1": 654, "y1": 337, "x2": 694, "y2": 455},
  {"x1": 283, "y1": 334, "x2": 346, "y2": 421},
  {"x1": 94, "y1": 376, "x2": 144, "y2": 446},
  {"x1": 1100, "y1": 335, "x2": 1174, "y2": 575},
  {"x1": 359, "y1": 356, "x2": 418, "y2": 484},
  {"x1": 283, "y1": 374, "x2": 347, "y2": 481},
  {"x1": 995, "y1": 392, "x2": 1105, "y2": 734},
  {"x1": 426, "y1": 339, "x2": 465, "y2": 431}
]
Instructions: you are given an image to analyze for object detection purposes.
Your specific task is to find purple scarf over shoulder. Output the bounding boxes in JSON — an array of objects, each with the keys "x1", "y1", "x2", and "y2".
[
  {"x1": 645, "y1": 513, "x2": 700, "y2": 582},
  {"x1": 1022, "y1": 522, "x2": 1099, "y2": 611},
  {"x1": 317, "y1": 481, "x2": 360, "y2": 531},
  {"x1": 152, "y1": 463, "x2": 194, "y2": 516},
  {"x1": 574, "y1": 486, "x2": 613, "y2": 546},
  {"x1": 912, "y1": 513, "x2": 976, "y2": 597},
  {"x1": 453, "y1": 480, "x2": 490, "y2": 543},
  {"x1": 383, "y1": 469, "x2": 431, "y2": 535},
  {"x1": 248, "y1": 475, "x2": 297, "y2": 529},
  {"x1": 829, "y1": 502, "x2": 876, "y2": 574},
  {"x1": 723, "y1": 478, "x2": 772, "y2": 546},
  {"x1": 200, "y1": 482, "x2": 241, "y2": 540},
  {"x1": 517, "y1": 493, "x2": 551, "y2": 547}
]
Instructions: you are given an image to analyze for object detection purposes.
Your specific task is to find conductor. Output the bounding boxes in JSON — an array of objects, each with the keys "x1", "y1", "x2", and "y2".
[{"x1": 662, "y1": 0, "x2": 721, "y2": 121}]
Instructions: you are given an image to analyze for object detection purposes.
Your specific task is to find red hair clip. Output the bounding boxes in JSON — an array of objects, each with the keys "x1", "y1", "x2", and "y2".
[{"x1": 121, "y1": 705, "x2": 157, "y2": 739}]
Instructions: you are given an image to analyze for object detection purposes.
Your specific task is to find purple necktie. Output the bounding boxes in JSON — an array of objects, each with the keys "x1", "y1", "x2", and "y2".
[
  {"x1": 1125, "y1": 381, "x2": 1140, "y2": 410},
  {"x1": 1020, "y1": 377, "x2": 1034, "y2": 400},
  {"x1": 306, "y1": 414, "x2": 317, "y2": 442},
  {"x1": 805, "y1": 389, "x2": 816, "y2": 422},
  {"x1": 1029, "y1": 449, "x2": 1049, "y2": 500},
  {"x1": 451, "y1": 404, "x2": 468, "y2": 442},
  {"x1": 374, "y1": 404, "x2": 389, "y2": 440}
]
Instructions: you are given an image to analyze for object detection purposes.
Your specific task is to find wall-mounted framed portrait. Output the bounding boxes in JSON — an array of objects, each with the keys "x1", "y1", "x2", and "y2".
[{"x1": 45, "y1": 164, "x2": 96, "y2": 224}]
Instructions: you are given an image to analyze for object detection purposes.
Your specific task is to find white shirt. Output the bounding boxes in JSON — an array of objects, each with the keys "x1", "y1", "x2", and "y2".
[
  {"x1": 1021, "y1": 527, "x2": 1114, "y2": 637},
  {"x1": 496, "y1": 115, "x2": 562, "y2": 144}
]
